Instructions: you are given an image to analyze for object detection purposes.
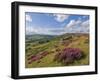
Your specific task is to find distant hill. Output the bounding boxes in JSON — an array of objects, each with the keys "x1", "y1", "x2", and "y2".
[{"x1": 25, "y1": 34, "x2": 56, "y2": 43}]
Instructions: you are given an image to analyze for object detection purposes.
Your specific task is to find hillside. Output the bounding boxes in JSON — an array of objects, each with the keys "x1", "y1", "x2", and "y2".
[
  {"x1": 26, "y1": 34, "x2": 56, "y2": 43},
  {"x1": 25, "y1": 33, "x2": 89, "y2": 68}
]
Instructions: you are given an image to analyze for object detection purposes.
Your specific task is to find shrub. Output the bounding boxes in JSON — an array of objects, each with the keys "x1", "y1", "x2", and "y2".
[
  {"x1": 54, "y1": 48, "x2": 83, "y2": 65},
  {"x1": 28, "y1": 51, "x2": 48, "y2": 64},
  {"x1": 27, "y1": 55, "x2": 36, "y2": 60}
]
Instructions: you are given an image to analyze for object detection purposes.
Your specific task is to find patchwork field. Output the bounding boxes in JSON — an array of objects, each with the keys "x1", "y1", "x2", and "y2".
[{"x1": 25, "y1": 33, "x2": 89, "y2": 68}]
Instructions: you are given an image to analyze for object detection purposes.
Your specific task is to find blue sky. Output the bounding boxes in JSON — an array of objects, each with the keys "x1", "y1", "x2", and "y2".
[{"x1": 25, "y1": 12, "x2": 89, "y2": 35}]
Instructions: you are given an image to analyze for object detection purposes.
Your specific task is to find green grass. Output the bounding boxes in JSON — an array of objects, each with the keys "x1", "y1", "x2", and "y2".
[{"x1": 25, "y1": 33, "x2": 89, "y2": 68}]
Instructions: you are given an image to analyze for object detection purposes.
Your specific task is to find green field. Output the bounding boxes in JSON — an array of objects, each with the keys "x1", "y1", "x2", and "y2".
[{"x1": 25, "y1": 33, "x2": 89, "y2": 68}]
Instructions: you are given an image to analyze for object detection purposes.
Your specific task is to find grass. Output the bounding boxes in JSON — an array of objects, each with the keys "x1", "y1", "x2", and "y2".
[{"x1": 25, "y1": 33, "x2": 89, "y2": 68}]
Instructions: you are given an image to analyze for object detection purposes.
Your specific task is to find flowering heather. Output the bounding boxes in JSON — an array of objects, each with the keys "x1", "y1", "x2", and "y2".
[
  {"x1": 54, "y1": 48, "x2": 83, "y2": 65},
  {"x1": 27, "y1": 51, "x2": 48, "y2": 64}
]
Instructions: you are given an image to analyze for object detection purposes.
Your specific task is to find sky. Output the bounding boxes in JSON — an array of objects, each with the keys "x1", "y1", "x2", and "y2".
[{"x1": 25, "y1": 12, "x2": 89, "y2": 35}]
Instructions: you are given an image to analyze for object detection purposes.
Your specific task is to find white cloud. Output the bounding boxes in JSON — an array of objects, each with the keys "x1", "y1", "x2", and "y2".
[
  {"x1": 26, "y1": 26, "x2": 66, "y2": 35},
  {"x1": 26, "y1": 26, "x2": 37, "y2": 35},
  {"x1": 80, "y1": 20, "x2": 89, "y2": 33},
  {"x1": 26, "y1": 14, "x2": 32, "y2": 22},
  {"x1": 67, "y1": 20, "x2": 75, "y2": 28},
  {"x1": 26, "y1": 26, "x2": 49, "y2": 35},
  {"x1": 81, "y1": 20, "x2": 89, "y2": 27},
  {"x1": 26, "y1": 19, "x2": 89, "y2": 35},
  {"x1": 53, "y1": 14, "x2": 70, "y2": 22},
  {"x1": 65, "y1": 19, "x2": 89, "y2": 33},
  {"x1": 66, "y1": 19, "x2": 81, "y2": 28}
]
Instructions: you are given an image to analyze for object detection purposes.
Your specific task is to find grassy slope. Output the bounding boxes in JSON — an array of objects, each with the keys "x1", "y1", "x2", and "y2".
[{"x1": 25, "y1": 33, "x2": 89, "y2": 68}]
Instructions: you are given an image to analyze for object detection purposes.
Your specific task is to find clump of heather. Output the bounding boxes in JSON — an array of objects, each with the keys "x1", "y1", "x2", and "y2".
[
  {"x1": 54, "y1": 48, "x2": 83, "y2": 65},
  {"x1": 27, "y1": 51, "x2": 48, "y2": 64}
]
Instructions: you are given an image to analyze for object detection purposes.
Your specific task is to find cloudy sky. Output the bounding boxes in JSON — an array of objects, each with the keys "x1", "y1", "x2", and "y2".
[{"x1": 25, "y1": 12, "x2": 89, "y2": 35}]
